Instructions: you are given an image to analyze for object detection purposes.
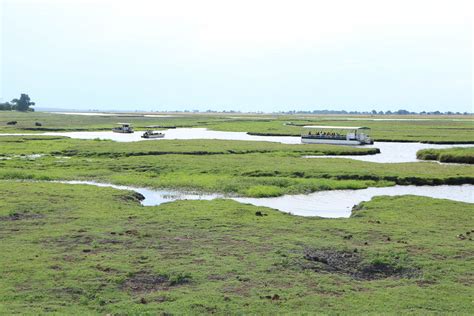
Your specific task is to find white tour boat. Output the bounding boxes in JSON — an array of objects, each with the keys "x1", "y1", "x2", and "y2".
[
  {"x1": 301, "y1": 126, "x2": 373, "y2": 145},
  {"x1": 112, "y1": 123, "x2": 134, "y2": 133}
]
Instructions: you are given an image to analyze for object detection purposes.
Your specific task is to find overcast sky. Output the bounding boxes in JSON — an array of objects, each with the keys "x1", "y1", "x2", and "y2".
[{"x1": 0, "y1": 0, "x2": 472, "y2": 112}]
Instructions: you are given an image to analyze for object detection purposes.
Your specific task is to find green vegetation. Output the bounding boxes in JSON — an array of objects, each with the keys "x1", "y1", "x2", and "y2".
[
  {"x1": 1, "y1": 112, "x2": 473, "y2": 143},
  {"x1": 0, "y1": 94, "x2": 35, "y2": 112},
  {"x1": 208, "y1": 118, "x2": 474, "y2": 143},
  {"x1": 0, "y1": 136, "x2": 379, "y2": 157},
  {"x1": 0, "y1": 182, "x2": 473, "y2": 314},
  {"x1": 0, "y1": 136, "x2": 472, "y2": 197},
  {"x1": 417, "y1": 147, "x2": 474, "y2": 164},
  {"x1": 0, "y1": 112, "x2": 473, "y2": 314}
]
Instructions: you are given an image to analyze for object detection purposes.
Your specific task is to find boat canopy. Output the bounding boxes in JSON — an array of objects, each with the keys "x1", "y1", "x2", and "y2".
[
  {"x1": 116, "y1": 122, "x2": 131, "y2": 125},
  {"x1": 302, "y1": 125, "x2": 370, "y2": 130}
]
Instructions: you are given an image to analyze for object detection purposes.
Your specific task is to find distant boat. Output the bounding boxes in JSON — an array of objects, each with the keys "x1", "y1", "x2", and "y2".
[
  {"x1": 141, "y1": 130, "x2": 165, "y2": 139},
  {"x1": 301, "y1": 126, "x2": 373, "y2": 145},
  {"x1": 141, "y1": 126, "x2": 165, "y2": 138},
  {"x1": 112, "y1": 123, "x2": 134, "y2": 133}
]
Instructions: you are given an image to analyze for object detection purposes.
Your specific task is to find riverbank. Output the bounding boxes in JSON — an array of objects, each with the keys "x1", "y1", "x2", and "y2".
[
  {"x1": 1, "y1": 138, "x2": 473, "y2": 197},
  {"x1": 1, "y1": 112, "x2": 473, "y2": 143},
  {"x1": 48, "y1": 180, "x2": 474, "y2": 217},
  {"x1": 417, "y1": 147, "x2": 474, "y2": 164},
  {"x1": 1, "y1": 112, "x2": 473, "y2": 314},
  {"x1": 1, "y1": 181, "x2": 473, "y2": 314}
]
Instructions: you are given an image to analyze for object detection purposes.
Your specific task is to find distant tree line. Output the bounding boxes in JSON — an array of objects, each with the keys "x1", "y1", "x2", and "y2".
[
  {"x1": 273, "y1": 109, "x2": 471, "y2": 115},
  {"x1": 166, "y1": 109, "x2": 472, "y2": 115},
  {"x1": 0, "y1": 94, "x2": 35, "y2": 112}
]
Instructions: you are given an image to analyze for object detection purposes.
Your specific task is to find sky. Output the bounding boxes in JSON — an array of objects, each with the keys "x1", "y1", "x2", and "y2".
[{"x1": 0, "y1": 0, "x2": 472, "y2": 112}]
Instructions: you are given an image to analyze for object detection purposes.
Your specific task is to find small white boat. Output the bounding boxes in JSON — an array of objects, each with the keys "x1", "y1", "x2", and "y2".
[
  {"x1": 141, "y1": 130, "x2": 165, "y2": 139},
  {"x1": 112, "y1": 123, "x2": 134, "y2": 133},
  {"x1": 141, "y1": 125, "x2": 165, "y2": 139},
  {"x1": 301, "y1": 126, "x2": 373, "y2": 145}
]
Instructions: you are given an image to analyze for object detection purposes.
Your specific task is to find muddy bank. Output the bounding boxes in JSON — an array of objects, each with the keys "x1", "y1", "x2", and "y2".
[
  {"x1": 0, "y1": 211, "x2": 43, "y2": 221},
  {"x1": 121, "y1": 271, "x2": 191, "y2": 293},
  {"x1": 303, "y1": 248, "x2": 420, "y2": 280}
]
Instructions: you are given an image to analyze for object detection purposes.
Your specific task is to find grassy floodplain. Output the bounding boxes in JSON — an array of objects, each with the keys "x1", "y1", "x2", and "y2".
[
  {"x1": 0, "y1": 136, "x2": 473, "y2": 197},
  {"x1": 1, "y1": 111, "x2": 473, "y2": 143},
  {"x1": 1, "y1": 182, "x2": 473, "y2": 314},
  {"x1": 0, "y1": 112, "x2": 473, "y2": 314},
  {"x1": 417, "y1": 147, "x2": 474, "y2": 164}
]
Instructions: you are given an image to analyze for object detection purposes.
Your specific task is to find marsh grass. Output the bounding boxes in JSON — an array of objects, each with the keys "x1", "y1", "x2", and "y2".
[
  {"x1": 1, "y1": 112, "x2": 473, "y2": 143},
  {"x1": 417, "y1": 147, "x2": 474, "y2": 164},
  {"x1": 0, "y1": 112, "x2": 473, "y2": 314},
  {"x1": 0, "y1": 135, "x2": 379, "y2": 157},
  {"x1": 0, "y1": 143, "x2": 472, "y2": 197},
  {"x1": 0, "y1": 182, "x2": 473, "y2": 314}
]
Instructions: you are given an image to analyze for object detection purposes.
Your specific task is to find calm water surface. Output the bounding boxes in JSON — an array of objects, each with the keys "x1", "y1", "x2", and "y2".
[
  {"x1": 57, "y1": 181, "x2": 474, "y2": 218},
  {"x1": 1, "y1": 128, "x2": 472, "y2": 163},
  {"x1": 42, "y1": 128, "x2": 301, "y2": 143},
  {"x1": 234, "y1": 185, "x2": 474, "y2": 217},
  {"x1": 304, "y1": 142, "x2": 473, "y2": 163}
]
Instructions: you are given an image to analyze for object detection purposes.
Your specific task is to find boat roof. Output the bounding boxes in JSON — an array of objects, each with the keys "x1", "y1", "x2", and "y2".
[
  {"x1": 116, "y1": 122, "x2": 131, "y2": 125},
  {"x1": 303, "y1": 125, "x2": 370, "y2": 130}
]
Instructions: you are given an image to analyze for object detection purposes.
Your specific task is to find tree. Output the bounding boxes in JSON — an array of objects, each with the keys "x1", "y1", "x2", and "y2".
[
  {"x1": 395, "y1": 109, "x2": 410, "y2": 115},
  {"x1": 0, "y1": 102, "x2": 13, "y2": 111},
  {"x1": 11, "y1": 94, "x2": 35, "y2": 112}
]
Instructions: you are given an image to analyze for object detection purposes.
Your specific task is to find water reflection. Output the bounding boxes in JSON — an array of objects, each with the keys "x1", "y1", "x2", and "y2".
[
  {"x1": 57, "y1": 181, "x2": 474, "y2": 218},
  {"x1": 304, "y1": 142, "x2": 473, "y2": 163},
  {"x1": 1, "y1": 128, "x2": 472, "y2": 163}
]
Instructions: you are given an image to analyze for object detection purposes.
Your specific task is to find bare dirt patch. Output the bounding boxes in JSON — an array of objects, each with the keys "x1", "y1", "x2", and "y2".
[
  {"x1": 122, "y1": 273, "x2": 169, "y2": 293},
  {"x1": 121, "y1": 271, "x2": 191, "y2": 293},
  {"x1": 303, "y1": 248, "x2": 420, "y2": 280},
  {"x1": 0, "y1": 212, "x2": 43, "y2": 221},
  {"x1": 51, "y1": 287, "x2": 84, "y2": 300}
]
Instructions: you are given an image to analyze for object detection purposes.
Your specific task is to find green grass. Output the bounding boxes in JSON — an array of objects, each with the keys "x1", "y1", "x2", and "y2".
[
  {"x1": 0, "y1": 134, "x2": 472, "y2": 199},
  {"x1": 207, "y1": 117, "x2": 474, "y2": 144},
  {"x1": 0, "y1": 111, "x2": 194, "y2": 132},
  {"x1": 1, "y1": 112, "x2": 473, "y2": 313},
  {"x1": 0, "y1": 135, "x2": 380, "y2": 157},
  {"x1": 417, "y1": 147, "x2": 474, "y2": 164},
  {"x1": 1, "y1": 112, "x2": 473, "y2": 143},
  {"x1": 0, "y1": 181, "x2": 473, "y2": 314}
]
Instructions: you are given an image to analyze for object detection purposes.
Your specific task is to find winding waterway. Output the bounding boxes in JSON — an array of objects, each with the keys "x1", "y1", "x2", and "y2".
[
  {"x1": 56, "y1": 181, "x2": 473, "y2": 218},
  {"x1": 304, "y1": 142, "x2": 473, "y2": 163},
  {"x1": 1, "y1": 128, "x2": 472, "y2": 163}
]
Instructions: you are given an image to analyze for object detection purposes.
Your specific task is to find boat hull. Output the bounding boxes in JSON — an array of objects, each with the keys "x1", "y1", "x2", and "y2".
[
  {"x1": 301, "y1": 138, "x2": 364, "y2": 145},
  {"x1": 112, "y1": 130, "x2": 134, "y2": 133},
  {"x1": 141, "y1": 134, "x2": 165, "y2": 139}
]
